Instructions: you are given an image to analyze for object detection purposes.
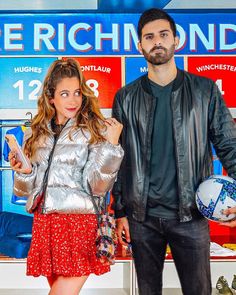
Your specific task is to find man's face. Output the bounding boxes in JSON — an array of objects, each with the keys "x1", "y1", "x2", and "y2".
[{"x1": 138, "y1": 19, "x2": 179, "y2": 66}]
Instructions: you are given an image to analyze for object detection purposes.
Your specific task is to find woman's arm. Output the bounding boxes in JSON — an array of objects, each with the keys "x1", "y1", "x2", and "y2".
[
  {"x1": 13, "y1": 164, "x2": 38, "y2": 197},
  {"x1": 83, "y1": 118, "x2": 124, "y2": 196},
  {"x1": 8, "y1": 128, "x2": 38, "y2": 197}
]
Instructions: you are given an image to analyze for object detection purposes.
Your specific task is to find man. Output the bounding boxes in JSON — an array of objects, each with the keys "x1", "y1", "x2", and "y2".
[{"x1": 112, "y1": 8, "x2": 236, "y2": 295}]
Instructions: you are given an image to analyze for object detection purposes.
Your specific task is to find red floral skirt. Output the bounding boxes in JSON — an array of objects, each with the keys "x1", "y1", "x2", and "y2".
[{"x1": 27, "y1": 211, "x2": 110, "y2": 277}]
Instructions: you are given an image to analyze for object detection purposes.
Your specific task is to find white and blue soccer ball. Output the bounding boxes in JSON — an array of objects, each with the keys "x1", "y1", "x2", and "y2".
[{"x1": 195, "y1": 175, "x2": 236, "y2": 222}]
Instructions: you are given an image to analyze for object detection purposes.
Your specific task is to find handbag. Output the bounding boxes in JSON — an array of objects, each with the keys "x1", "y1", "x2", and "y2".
[{"x1": 90, "y1": 191, "x2": 118, "y2": 265}]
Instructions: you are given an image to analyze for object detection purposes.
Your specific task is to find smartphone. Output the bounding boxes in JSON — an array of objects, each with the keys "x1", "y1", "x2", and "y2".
[{"x1": 5, "y1": 134, "x2": 31, "y2": 170}]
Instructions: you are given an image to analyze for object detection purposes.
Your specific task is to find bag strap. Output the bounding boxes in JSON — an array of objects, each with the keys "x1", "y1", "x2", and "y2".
[
  {"x1": 41, "y1": 136, "x2": 58, "y2": 194},
  {"x1": 91, "y1": 193, "x2": 108, "y2": 215},
  {"x1": 88, "y1": 183, "x2": 108, "y2": 234}
]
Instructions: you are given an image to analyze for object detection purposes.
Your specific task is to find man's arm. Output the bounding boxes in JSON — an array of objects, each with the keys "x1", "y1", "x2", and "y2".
[
  {"x1": 112, "y1": 91, "x2": 131, "y2": 243},
  {"x1": 209, "y1": 82, "x2": 236, "y2": 179},
  {"x1": 112, "y1": 91, "x2": 127, "y2": 219},
  {"x1": 208, "y1": 83, "x2": 236, "y2": 226}
]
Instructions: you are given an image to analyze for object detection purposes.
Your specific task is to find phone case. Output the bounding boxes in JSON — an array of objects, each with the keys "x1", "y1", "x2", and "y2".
[{"x1": 5, "y1": 134, "x2": 31, "y2": 170}]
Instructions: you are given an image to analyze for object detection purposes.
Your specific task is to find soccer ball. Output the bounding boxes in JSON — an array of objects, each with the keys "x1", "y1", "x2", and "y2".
[{"x1": 195, "y1": 175, "x2": 236, "y2": 222}]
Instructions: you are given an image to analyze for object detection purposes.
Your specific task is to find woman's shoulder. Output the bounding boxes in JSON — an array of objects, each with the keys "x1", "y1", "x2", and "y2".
[{"x1": 24, "y1": 127, "x2": 32, "y2": 141}]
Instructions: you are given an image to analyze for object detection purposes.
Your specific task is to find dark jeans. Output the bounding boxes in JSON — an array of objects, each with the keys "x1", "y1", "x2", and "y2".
[{"x1": 128, "y1": 215, "x2": 211, "y2": 295}]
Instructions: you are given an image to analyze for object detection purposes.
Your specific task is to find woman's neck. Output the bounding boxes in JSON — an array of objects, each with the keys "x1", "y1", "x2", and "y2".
[{"x1": 51, "y1": 117, "x2": 67, "y2": 135}]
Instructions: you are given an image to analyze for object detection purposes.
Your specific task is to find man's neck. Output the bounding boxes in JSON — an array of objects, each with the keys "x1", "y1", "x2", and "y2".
[{"x1": 147, "y1": 61, "x2": 177, "y2": 86}]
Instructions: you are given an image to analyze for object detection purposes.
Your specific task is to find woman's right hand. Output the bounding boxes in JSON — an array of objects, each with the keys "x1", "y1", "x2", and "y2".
[
  {"x1": 8, "y1": 151, "x2": 32, "y2": 174},
  {"x1": 104, "y1": 118, "x2": 123, "y2": 145}
]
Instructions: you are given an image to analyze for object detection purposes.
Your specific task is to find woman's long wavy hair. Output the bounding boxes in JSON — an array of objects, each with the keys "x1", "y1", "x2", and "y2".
[{"x1": 24, "y1": 58, "x2": 105, "y2": 158}]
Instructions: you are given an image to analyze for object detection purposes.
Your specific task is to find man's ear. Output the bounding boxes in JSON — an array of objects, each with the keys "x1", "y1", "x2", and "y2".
[
  {"x1": 138, "y1": 41, "x2": 143, "y2": 55},
  {"x1": 174, "y1": 36, "x2": 180, "y2": 49}
]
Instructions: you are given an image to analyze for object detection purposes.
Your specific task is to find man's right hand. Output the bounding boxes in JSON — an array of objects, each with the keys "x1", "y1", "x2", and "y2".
[
  {"x1": 220, "y1": 207, "x2": 236, "y2": 228},
  {"x1": 116, "y1": 217, "x2": 131, "y2": 246}
]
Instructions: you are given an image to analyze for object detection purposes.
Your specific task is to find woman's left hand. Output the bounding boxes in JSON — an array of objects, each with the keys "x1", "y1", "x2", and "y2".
[{"x1": 104, "y1": 118, "x2": 123, "y2": 145}]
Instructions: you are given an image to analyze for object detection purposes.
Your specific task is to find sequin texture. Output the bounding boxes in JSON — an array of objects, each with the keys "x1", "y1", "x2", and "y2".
[{"x1": 27, "y1": 212, "x2": 110, "y2": 277}]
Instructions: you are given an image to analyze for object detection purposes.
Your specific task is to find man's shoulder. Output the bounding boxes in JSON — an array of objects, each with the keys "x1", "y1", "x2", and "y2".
[
  {"x1": 116, "y1": 74, "x2": 146, "y2": 97},
  {"x1": 184, "y1": 70, "x2": 215, "y2": 86}
]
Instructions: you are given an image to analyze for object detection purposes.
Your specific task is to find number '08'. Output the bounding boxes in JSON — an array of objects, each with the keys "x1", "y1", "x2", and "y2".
[{"x1": 86, "y1": 79, "x2": 99, "y2": 97}]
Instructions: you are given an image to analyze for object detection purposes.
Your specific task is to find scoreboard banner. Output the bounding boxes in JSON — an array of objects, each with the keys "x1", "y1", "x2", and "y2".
[
  {"x1": 0, "y1": 57, "x2": 57, "y2": 109},
  {"x1": 188, "y1": 56, "x2": 236, "y2": 108},
  {"x1": 0, "y1": 13, "x2": 235, "y2": 56},
  {"x1": 125, "y1": 56, "x2": 184, "y2": 84},
  {"x1": 70, "y1": 57, "x2": 122, "y2": 108}
]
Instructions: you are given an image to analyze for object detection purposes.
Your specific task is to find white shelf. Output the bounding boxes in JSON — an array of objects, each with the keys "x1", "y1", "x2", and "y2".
[
  {"x1": 0, "y1": 288, "x2": 219, "y2": 295},
  {"x1": 0, "y1": 258, "x2": 235, "y2": 294},
  {"x1": 0, "y1": 291, "x2": 48, "y2": 295},
  {"x1": 0, "y1": 290, "x2": 129, "y2": 295},
  {"x1": 0, "y1": 258, "x2": 133, "y2": 295}
]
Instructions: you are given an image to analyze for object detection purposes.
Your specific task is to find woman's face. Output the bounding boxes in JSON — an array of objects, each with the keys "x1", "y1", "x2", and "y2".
[{"x1": 50, "y1": 76, "x2": 83, "y2": 125}]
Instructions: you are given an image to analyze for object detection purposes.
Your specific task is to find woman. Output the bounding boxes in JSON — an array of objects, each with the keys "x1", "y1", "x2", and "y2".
[{"x1": 9, "y1": 58, "x2": 124, "y2": 295}]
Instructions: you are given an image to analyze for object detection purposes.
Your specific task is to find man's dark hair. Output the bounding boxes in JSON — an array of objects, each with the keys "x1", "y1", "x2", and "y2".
[{"x1": 138, "y1": 8, "x2": 177, "y2": 40}]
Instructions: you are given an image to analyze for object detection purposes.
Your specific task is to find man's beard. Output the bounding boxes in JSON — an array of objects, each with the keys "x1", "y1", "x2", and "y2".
[{"x1": 142, "y1": 44, "x2": 175, "y2": 65}]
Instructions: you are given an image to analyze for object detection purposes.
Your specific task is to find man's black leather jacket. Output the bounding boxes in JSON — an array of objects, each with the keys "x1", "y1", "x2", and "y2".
[{"x1": 112, "y1": 69, "x2": 236, "y2": 222}]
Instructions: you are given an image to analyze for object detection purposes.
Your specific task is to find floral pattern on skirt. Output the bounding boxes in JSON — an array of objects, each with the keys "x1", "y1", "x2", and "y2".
[{"x1": 27, "y1": 211, "x2": 110, "y2": 277}]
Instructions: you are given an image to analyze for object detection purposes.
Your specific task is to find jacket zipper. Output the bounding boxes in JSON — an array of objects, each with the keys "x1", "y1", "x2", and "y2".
[
  {"x1": 170, "y1": 91, "x2": 183, "y2": 220},
  {"x1": 41, "y1": 119, "x2": 70, "y2": 213}
]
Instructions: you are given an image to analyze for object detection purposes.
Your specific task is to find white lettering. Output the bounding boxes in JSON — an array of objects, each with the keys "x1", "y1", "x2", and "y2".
[
  {"x1": 124, "y1": 24, "x2": 138, "y2": 51},
  {"x1": 196, "y1": 64, "x2": 236, "y2": 72},
  {"x1": 220, "y1": 24, "x2": 236, "y2": 51},
  {"x1": 176, "y1": 24, "x2": 186, "y2": 51},
  {"x1": 81, "y1": 65, "x2": 111, "y2": 73},
  {"x1": 58, "y1": 23, "x2": 66, "y2": 51},
  {"x1": 68, "y1": 23, "x2": 93, "y2": 51},
  {"x1": 14, "y1": 66, "x2": 42, "y2": 73},
  {"x1": 34, "y1": 23, "x2": 56, "y2": 51},
  {"x1": 190, "y1": 24, "x2": 215, "y2": 52},
  {"x1": 95, "y1": 23, "x2": 119, "y2": 51},
  {"x1": 4, "y1": 24, "x2": 23, "y2": 50},
  {"x1": 140, "y1": 66, "x2": 148, "y2": 73},
  {"x1": 1, "y1": 21, "x2": 236, "y2": 54}
]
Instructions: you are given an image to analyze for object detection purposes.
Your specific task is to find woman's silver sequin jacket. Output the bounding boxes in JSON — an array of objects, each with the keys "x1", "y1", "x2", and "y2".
[{"x1": 13, "y1": 119, "x2": 124, "y2": 214}]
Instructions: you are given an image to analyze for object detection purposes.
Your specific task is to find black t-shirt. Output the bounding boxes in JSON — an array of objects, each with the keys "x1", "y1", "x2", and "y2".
[{"x1": 147, "y1": 78, "x2": 179, "y2": 219}]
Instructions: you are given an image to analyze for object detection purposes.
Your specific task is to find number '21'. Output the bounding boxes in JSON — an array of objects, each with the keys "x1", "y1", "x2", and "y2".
[{"x1": 13, "y1": 80, "x2": 42, "y2": 100}]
